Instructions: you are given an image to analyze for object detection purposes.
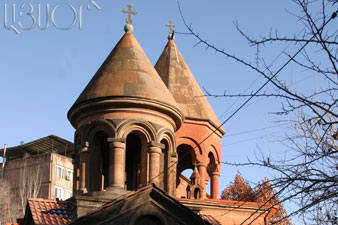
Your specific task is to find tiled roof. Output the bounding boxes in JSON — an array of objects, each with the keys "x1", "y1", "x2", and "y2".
[
  {"x1": 200, "y1": 214, "x2": 222, "y2": 225},
  {"x1": 27, "y1": 198, "x2": 74, "y2": 225}
]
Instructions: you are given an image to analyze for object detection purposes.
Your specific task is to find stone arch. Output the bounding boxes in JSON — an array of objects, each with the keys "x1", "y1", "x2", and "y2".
[
  {"x1": 116, "y1": 120, "x2": 158, "y2": 191},
  {"x1": 84, "y1": 121, "x2": 116, "y2": 192},
  {"x1": 159, "y1": 138, "x2": 169, "y2": 191},
  {"x1": 207, "y1": 146, "x2": 221, "y2": 199},
  {"x1": 176, "y1": 137, "x2": 202, "y2": 156},
  {"x1": 158, "y1": 129, "x2": 177, "y2": 194},
  {"x1": 124, "y1": 132, "x2": 144, "y2": 191},
  {"x1": 176, "y1": 144, "x2": 196, "y2": 187},
  {"x1": 208, "y1": 144, "x2": 220, "y2": 165},
  {"x1": 193, "y1": 187, "x2": 202, "y2": 199},
  {"x1": 117, "y1": 120, "x2": 157, "y2": 142},
  {"x1": 158, "y1": 129, "x2": 176, "y2": 192},
  {"x1": 207, "y1": 152, "x2": 217, "y2": 174},
  {"x1": 85, "y1": 120, "x2": 116, "y2": 141},
  {"x1": 157, "y1": 128, "x2": 176, "y2": 153},
  {"x1": 87, "y1": 130, "x2": 110, "y2": 192}
]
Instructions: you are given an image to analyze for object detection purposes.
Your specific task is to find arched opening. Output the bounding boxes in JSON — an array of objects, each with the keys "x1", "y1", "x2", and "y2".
[
  {"x1": 176, "y1": 168, "x2": 193, "y2": 198},
  {"x1": 89, "y1": 131, "x2": 109, "y2": 192},
  {"x1": 207, "y1": 152, "x2": 217, "y2": 195},
  {"x1": 74, "y1": 135, "x2": 81, "y2": 192},
  {"x1": 194, "y1": 188, "x2": 201, "y2": 199},
  {"x1": 176, "y1": 144, "x2": 195, "y2": 187},
  {"x1": 125, "y1": 133, "x2": 143, "y2": 191},
  {"x1": 135, "y1": 215, "x2": 162, "y2": 225},
  {"x1": 160, "y1": 139, "x2": 169, "y2": 191},
  {"x1": 207, "y1": 152, "x2": 216, "y2": 170}
]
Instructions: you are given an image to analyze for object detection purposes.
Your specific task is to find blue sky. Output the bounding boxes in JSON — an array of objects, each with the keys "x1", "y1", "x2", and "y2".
[{"x1": 0, "y1": 0, "x2": 313, "y2": 216}]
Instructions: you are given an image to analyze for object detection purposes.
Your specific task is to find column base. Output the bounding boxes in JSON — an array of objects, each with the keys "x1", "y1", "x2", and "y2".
[
  {"x1": 86, "y1": 188, "x2": 130, "y2": 200},
  {"x1": 76, "y1": 188, "x2": 88, "y2": 195},
  {"x1": 106, "y1": 186, "x2": 125, "y2": 192}
]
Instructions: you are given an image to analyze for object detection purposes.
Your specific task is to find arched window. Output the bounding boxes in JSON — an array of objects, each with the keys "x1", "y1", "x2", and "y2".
[
  {"x1": 89, "y1": 131, "x2": 109, "y2": 192},
  {"x1": 207, "y1": 152, "x2": 217, "y2": 195},
  {"x1": 176, "y1": 144, "x2": 195, "y2": 187},
  {"x1": 125, "y1": 133, "x2": 142, "y2": 191},
  {"x1": 160, "y1": 139, "x2": 169, "y2": 191},
  {"x1": 194, "y1": 188, "x2": 201, "y2": 199}
]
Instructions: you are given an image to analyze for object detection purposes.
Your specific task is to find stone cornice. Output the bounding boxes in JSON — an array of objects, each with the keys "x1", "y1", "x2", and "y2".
[{"x1": 68, "y1": 96, "x2": 184, "y2": 130}]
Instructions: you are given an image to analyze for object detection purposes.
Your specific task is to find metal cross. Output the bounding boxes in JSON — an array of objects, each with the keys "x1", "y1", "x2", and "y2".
[
  {"x1": 166, "y1": 19, "x2": 176, "y2": 36},
  {"x1": 122, "y1": 4, "x2": 137, "y2": 24}
]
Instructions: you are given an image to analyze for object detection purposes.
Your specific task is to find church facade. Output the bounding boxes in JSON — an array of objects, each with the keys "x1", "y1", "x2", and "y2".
[{"x1": 22, "y1": 4, "x2": 276, "y2": 225}]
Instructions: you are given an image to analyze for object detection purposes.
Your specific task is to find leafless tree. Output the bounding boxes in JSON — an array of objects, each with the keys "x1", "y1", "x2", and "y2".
[
  {"x1": 180, "y1": 0, "x2": 338, "y2": 224},
  {"x1": 0, "y1": 181, "x2": 17, "y2": 224},
  {"x1": 19, "y1": 155, "x2": 41, "y2": 215}
]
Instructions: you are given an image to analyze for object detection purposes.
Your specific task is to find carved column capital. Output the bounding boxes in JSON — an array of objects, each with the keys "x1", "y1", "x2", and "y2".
[
  {"x1": 170, "y1": 152, "x2": 178, "y2": 158},
  {"x1": 107, "y1": 137, "x2": 126, "y2": 143},
  {"x1": 79, "y1": 142, "x2": 89, "y2": 154},
  {"x1": 197, "y1": 162, "x2": 207, "y2": 168},
  {"x1": 149, "y1": 141, "x2": 165, "y2": 149},
  {"x1": 210, "y1": 171, "x2": 221, "y2": 177}
]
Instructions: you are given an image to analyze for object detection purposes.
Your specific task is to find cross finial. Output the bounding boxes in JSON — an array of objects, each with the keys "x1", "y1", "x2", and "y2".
[
  {"x1": 122, "y1": 4, "x2": 137, "y2": 33},
  {"x1": 123, "y1": 4, "x2": 137, "y2": 25},
  {"x1": 166, "y1": 19, "x2": 176, "y2": 40}
]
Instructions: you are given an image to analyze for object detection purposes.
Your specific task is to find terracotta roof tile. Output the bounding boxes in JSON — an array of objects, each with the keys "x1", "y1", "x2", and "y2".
[{"x1": 27, "y1": 198, "x2": 73, "y2": 225}]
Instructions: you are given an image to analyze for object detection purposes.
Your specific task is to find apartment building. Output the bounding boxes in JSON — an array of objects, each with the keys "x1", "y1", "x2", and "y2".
[{"x1": 0, "y1": 135, "x2": 74, "y2": 217}]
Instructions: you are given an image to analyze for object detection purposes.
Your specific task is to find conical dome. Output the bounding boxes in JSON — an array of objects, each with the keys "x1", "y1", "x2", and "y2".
[
  {"x1": 155, "y1": 40, "x2": 225, "y2": 134},
  {"x1": 68, "y1": 33, "x2": 183, "y2": 129}
]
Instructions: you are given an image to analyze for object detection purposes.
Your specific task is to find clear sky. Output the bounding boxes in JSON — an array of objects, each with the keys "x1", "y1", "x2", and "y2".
[{"x1": 0, "y1": 0, "x2": 311, "y2": 218}]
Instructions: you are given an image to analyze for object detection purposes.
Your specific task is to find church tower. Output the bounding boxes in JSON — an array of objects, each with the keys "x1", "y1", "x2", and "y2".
[
  {"x1": 20, "y1": 6, "x2": 278, "y2": 225},
  {"x1": 68, "y1": 5, "x2": 184, "y2": 215},
  {"x1": 155, "y1": 21, "x2": 225, "y2": 199}
]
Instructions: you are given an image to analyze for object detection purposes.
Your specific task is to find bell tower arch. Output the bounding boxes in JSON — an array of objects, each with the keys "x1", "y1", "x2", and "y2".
[
  {"x1": 155, "y1": 29, "x2": 225, "y2": 199},
  {"x1": 68, "y1": 13, "x2": 184, "y2": 205}
]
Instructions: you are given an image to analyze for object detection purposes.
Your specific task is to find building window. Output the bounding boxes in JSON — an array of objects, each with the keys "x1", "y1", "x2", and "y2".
[
  {"x1": 65, "y1": 190, "x2": 72, "y2": 199},
  {"x1": 66, "y1": 169, "x2": 73, "y2": 182},
  {"x1": 56, "y1": 165, "x2": 65, "y2": 178},
  {"x1": 54, "y1": 186, "x2": 64, "y2": 199}
]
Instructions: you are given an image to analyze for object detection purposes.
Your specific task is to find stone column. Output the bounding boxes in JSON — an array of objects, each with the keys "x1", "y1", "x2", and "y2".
[
  {"x1": 197, "y1": 162, "x2": 207, "y2": 198},
  {"x1": 72, "y1": 154, "x2": 79, "y2": 193},
  {"x1": 210, "y1": 171, "x2": 220, "y2": 199},
  {"x1": 169, "y1": 152, "x2": 178, "y2": 197},
  {"x1": 107, "y1": 138, "x2": 126, "y2": 190},
  {"x1": 148, "y1": 141, "x2": 164, "y2": 186},
  {"x1": 78, "y1": 142, "x2": 89, "y2": 194}
]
